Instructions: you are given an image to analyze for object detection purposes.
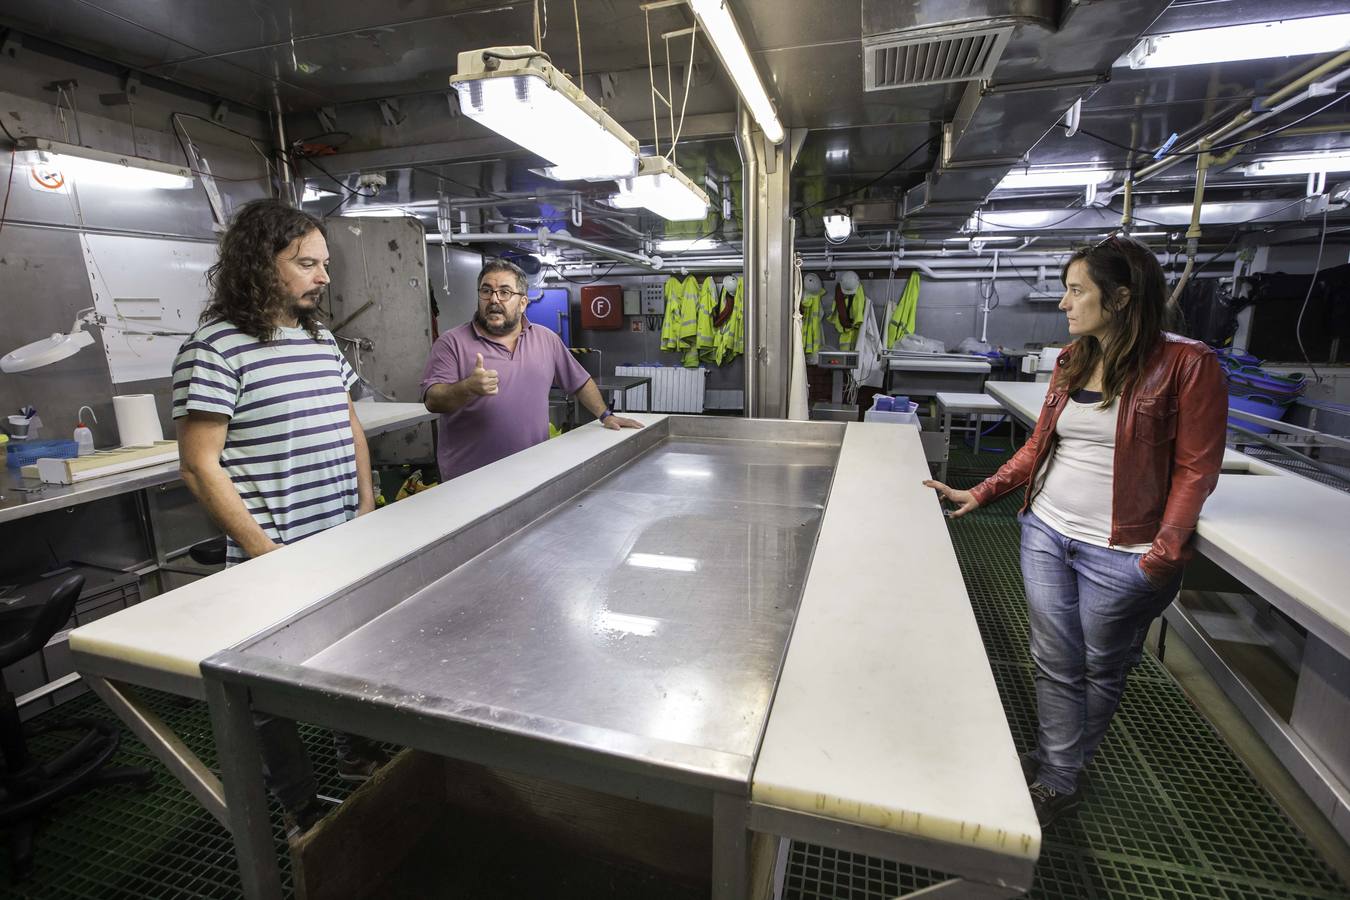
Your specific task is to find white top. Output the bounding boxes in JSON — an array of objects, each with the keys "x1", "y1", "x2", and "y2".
[
  {"x1": 753, "y1": 422, "x2": 1041, "y2": 861},
  {"x1": 936, "y1": 392, "x2": 1005, "y2": 414},
  {"x1": 1032, "y1": 395, "x2": 1151, "y2": 552},
  {"x1": 1197, "y1": 473, "x2": 1350, "y2": 657},
  {"x1": 69, "y1": 415, "x2": 667, "y2": 691}
]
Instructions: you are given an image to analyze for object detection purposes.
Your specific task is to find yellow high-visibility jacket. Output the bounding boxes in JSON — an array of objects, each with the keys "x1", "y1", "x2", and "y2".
[
  {"x1": 662, "y1": 275, "x2": 702, "y2": 353},
  {"x1": 800, "y1": 289, "x2": 825, "y2": 355},
  {"x1": 886, "y1": 273, "x2": 920, "y2": 348},
  {"x1": 712, "y1": 277, "x2": 744, "y2": 365},
  {"x1": 827, "y1": 283, "x2": 868, "y2": 350}
]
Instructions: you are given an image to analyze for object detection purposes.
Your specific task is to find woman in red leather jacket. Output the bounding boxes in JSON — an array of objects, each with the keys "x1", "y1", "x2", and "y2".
[{"x1": 924, "y1": 235, "x2": 1227, "y2": 827}]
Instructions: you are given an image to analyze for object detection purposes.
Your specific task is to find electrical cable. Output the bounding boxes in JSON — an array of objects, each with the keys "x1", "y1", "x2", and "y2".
[
  {"x1": 1294, "y1": 208, "x2": 1329, "y2": 383},
  {"x1": 0, "y1": 147, "x2": 14, "y2": 237},
  {"x1": 302, "y1": 156, "x2": 378, "y2": 199},
  {"x1": 1069, "y1": 92, "x2": 1348, "y2": 161},
  {"x1": 548, "y1": 260, "x2": 619, "y2": 284},
  {"x1": 665, "y1": 27, "x2": 697, "y2": 161},
  {"x1": 797, "y1": 134, "x2": 940, "y2": 216}
]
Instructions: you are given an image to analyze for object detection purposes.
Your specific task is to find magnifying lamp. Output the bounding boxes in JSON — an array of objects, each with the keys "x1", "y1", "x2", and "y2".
[{"x1": 1, "y1": 308, "x2": 100, "y2": 373}]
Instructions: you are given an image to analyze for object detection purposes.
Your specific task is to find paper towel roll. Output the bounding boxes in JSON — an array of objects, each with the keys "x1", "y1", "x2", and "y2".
[{"x1": 113, "y1": 394, "x2": 163, "y2": 447}]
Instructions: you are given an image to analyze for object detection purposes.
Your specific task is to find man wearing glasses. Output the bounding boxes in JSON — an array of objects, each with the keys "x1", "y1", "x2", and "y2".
[{"x1": 420, "y1": 259, "x2": 642, "y2": 481}]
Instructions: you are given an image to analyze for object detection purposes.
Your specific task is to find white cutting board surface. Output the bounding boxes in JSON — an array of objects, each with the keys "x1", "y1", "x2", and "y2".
[
  {"x1": 69, "y1": 416, "x2": 665, "y2": 683},
  {"x1": 752, "y1": 422, "x2": 1041, "y2": 860}
]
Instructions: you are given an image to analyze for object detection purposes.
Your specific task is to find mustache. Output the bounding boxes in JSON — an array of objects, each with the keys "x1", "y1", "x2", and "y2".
[{"x1": 485, "y1": 304, "x2": 506, "y2": 315}]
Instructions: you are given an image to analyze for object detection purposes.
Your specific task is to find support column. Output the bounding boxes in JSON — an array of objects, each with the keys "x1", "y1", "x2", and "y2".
[{"x1": 737, "y1": 105, "x2": 803, "y2": 419}]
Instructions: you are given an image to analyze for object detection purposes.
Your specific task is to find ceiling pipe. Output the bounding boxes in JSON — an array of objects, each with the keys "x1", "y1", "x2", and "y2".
[
  {"x1": 427, "y1": 230, "x2": 661, "y2": 271},
  {"x1": 1113, "y1": 53, "x2": 1350, "y2": 196}
]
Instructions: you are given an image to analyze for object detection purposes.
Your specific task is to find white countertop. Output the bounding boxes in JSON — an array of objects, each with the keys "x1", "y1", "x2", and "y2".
[
  {"x1": 351, "y1": 400, "x2": 436, "y2": 437},
  {"x1": 1196, "y1": 474, "x2": 1350, "y2": 656},
  {"x1": 752, "y1": 422, "x2": 1041, "y2": 861}
]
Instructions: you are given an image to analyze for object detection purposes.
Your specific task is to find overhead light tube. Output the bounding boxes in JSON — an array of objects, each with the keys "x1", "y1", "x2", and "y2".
[
  {"x1": 1122, "y1": 14, "x2": 1350, "y2": 70},
  {"x1": 451, "y1": 47, "x2": 641, "y2": 180},
  {"x1": 16, "y1": 137, "x2": 194, "y2": 190},
  {"x1": 610, "y1": 156, "x2": 711, "y2": 222},
  {"x1": 686, "y1": 0, "x2": 785, "y2": 144},
  {"x1": 1242, "y1": 151, "x2": 1350, "y2": 176},
  {"x1": 996, "y1": 167, "x2": 1113, "y2": 190}
]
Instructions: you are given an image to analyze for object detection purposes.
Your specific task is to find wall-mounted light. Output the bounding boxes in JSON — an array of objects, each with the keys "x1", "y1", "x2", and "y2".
[
  {"x1": 657, "y1": 237, "x2": 721, "y2": 252},
  {"x1": 686, "y1": 0, "x2": 785, "y2": 144},
  {"x1": 1, "y1": 309, "x2": 99, "y2": 373},
  {"x1": 823, "y1": 211, "x2": 852, "y2": 242},
  {"x1": 609, "y1": 156, "x2": 711, "y2": 222},
  {"x1": 1122, "y1": 14, "x2": 1350, "y2": 70},
  {"x1": 451, "y1": 46, "x2": 641, "y2": 181},
  {"x1": 17, "y1": 137, "x2": 193, "y2": 190}
]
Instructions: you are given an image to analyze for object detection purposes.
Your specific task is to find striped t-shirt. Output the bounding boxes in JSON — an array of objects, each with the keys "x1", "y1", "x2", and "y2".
[{"x1": 171, "y1": 320, "x2": 360, "y2": 565}]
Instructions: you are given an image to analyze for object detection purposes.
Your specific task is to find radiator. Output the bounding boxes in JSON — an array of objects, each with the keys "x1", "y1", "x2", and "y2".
[{"x1": 613, "y1": 366, "x2": 707, "y2": 413}]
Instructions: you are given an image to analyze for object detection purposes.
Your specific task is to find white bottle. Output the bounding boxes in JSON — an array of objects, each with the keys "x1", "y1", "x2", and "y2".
[{"x1": 74, "y1": 405, "x2": 97, "y2": 456}]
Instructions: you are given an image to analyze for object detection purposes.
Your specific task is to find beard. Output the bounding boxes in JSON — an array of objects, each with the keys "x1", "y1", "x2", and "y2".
[{"x1": 474, "y1": 304, "x2": 520, "y2": 336}]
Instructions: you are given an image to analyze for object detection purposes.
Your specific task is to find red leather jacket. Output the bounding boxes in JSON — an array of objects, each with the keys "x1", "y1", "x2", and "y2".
[{"x1": 971, "y1": 333, "x2": 1227, "y2": 585}]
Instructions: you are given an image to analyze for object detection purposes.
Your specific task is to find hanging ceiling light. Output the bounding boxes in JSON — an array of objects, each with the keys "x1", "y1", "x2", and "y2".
[
  {"x1": 609, "y1": 156, "x2": 711, "y2": 222},
  {"x1": 16, "y1": 137, "x2": 194, "y2": 190},
  {"x1": 1, "y1": 309, "x2": 99, "y2": 373},
  {"x1": 1241, "y1": 151, "x2": 1350, "y2": 176},
  {"x1": 685, "y1": 0, "x2": 785, "y2": 144},
  {"x1": 823, "y1": 211, "x2": 852, "y2": 242},
  {"x1": 996, "y1": 167, "x2": 1113, "y2": 190},
  {"x1": 1121, "y1": 13, "x2": 1350, "y2": 70},
  {"x1": 451, "y1": 47, "x2": 641, "y2": 180}
]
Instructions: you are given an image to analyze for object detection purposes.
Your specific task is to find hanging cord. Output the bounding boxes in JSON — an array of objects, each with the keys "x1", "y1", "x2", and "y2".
[
  {"x1": 572, "y1": 0, "x2": 584, "y2": 88},
  {"x1": 665, "y1": 27, "x2": 697, "y2": 161},
  {"x1": 1295, "y1": 208, "x2": 1329, "y2": 384},
  {"x1": 644, "y1": 8, "x2": 660, "y2": 156}
]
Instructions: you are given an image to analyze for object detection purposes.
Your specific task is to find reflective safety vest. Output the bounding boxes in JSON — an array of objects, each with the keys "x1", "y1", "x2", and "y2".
[
  {"x1": 712, "y1": 276, "x2": 744, "y2": 366},
  {"x1": 827, "y1": 283, "x2": 868, "y2": 350},
  {"x1": 661, "y1": 275, "x2": 702, "y2": 353},
  {"x1": 886, "y1": 273, "x2": 920, "y2": 348},
  {"x1": 800, "y1": 289, "x2": 825, "y2": 355}
]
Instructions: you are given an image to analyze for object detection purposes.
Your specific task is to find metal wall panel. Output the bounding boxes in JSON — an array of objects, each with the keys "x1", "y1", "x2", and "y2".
[{"x1": 324, "y1": 215, "x2": 434, "y2": 463}]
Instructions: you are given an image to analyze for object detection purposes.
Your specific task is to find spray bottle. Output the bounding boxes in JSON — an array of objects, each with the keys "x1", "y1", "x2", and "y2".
[{"x1": 74, "y1": 405, "x2": 97, "y2": 456}]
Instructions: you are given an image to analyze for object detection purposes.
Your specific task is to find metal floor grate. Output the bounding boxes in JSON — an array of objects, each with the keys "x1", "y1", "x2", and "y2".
[
  {"x1": 786, "y1": 440, "x2": 1349, "y2": 900},
  {"x1": 1, "y1": 439, "x2": 1347, "y2": 898}
]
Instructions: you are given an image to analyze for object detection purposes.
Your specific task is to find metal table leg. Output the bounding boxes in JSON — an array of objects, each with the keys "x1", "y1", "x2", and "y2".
[
  {"x1": 712, "y1": 792, "x2": 751, "y2": 900},
  {"x1": 939, "y1": 408, "x2": 952, "y2": 482},
  {"x1": 205, "y1": 677, "x2": 284, "y2": 900}
]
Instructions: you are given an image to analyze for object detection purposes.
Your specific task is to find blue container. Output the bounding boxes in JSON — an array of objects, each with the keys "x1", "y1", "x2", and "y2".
[
  {"x1": 6, "y1": 439, "x2": 79, "y2": 468},
  {"x1": 1228, "y1": 365, "x2": 1306, "y2": 399},
  {"x1": 874, "y1": 395, "x2": 894, "y2": 411},
  {"x1": 1227, "y1": 392, "x2": 1290, "y2": 435}
]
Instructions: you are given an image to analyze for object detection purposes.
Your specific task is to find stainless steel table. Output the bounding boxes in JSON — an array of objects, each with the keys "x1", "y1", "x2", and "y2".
[{"x1": 202, "y1": 418, "x2": 839, "y2": 898}]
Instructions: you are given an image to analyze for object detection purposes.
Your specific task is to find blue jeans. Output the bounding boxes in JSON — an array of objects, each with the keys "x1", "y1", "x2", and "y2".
[{"x1": 1019, "y1": 510, "x2": 1182, "y2": 794}]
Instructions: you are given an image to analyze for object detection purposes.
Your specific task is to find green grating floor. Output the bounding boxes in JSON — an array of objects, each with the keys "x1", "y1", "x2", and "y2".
[{"x1": 2, "y1": 437, "x2": 1348, "y2": 899}]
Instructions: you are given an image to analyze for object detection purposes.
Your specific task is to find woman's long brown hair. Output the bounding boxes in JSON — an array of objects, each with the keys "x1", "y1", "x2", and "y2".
[{"x1": 1056, "y1": 235, "x2": 1167, "y2": 405}]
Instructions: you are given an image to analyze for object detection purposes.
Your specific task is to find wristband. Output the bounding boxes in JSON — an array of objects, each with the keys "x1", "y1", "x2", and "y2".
[{"x1": 599, "y1": 408, "x2": 613, "y2": 422}]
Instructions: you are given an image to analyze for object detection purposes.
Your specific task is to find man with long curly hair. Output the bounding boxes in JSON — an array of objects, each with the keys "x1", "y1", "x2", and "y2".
[{"x1": 170, "y1": 198, "x2": 384, "y2": 836}]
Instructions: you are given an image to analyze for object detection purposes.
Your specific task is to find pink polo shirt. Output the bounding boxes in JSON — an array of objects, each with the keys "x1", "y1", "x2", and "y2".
[{"x1": 420, "y1": 317, "x2": 592, "y2": 481}]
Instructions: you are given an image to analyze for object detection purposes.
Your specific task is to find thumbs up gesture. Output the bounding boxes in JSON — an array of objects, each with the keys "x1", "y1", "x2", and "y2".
[{"x1": 466, "y1": 352, "x2": 499, "y2": 396}]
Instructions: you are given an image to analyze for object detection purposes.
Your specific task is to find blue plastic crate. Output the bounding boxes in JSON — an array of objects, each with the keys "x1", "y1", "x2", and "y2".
[{"x1": 6, "y1": 439, "x2": 79, "y2": 468}]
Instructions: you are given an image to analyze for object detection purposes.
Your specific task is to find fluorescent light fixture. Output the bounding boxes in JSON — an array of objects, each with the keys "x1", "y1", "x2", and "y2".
[
  {"x1": 996, "y1": 167, "x2": 1112, "y2": 190},
  {"x1": 531, "y1": 164, "x2": 628, "y2": 183},
  {"x1": 1123, "y1": 14, "x2": 1350, "y2": 70},
  {"x1": 686, "y1": 0, "x2": 785, "y2": 144},
  {"x1": 1241, "y1": 151, "x2": 1350, "y2": 176},
  {"x1": 340, "y1": 207, "x2": 416, "y2": 218},
  {"x1": 16, "y1": 136, "x2": 193, "y2": 190},
  {"x1": 451, "y1": 46, "x2": 640, "y2": 180},
  {"x1": 823, "y1": 212, "x2": 852, "y2": 241},
  {"x1": 610, "y1": 156, "x2": 711, "y2": 222},
  {"x1": 946, "y1": 235, "x2": 1021, "y2": 243},
  {"x1": 1, "y1": 309, "x2": 98, "y2": 373},
  {"x1": 594, "y1": 611, "x2": 661, "y2": 637},
  {"x1": 825, "y1": 147, "x2": 849, "y2": 164},
  {"x1": 302, "y1": 186, "x2": 337, "y2": 202},
  {"x1": 656, "y1": 238, "x2": 720, "y2": 253},
  {"x1": 627, "y1": 553, "x2": 699, "y2": 573}
]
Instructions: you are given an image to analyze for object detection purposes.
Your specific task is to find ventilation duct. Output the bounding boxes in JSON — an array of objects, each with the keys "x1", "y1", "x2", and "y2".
[{"x1": 861, "y1": 0, "x2": 1056, "y2": 91}]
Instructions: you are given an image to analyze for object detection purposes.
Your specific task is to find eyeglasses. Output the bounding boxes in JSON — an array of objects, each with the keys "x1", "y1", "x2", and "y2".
[
  {"x1": 478, "y1": 286, "x2": 523, "y2": 301},
  {"x1": 1091, "y1": 230, "x2": 1121, "y2": 250}
]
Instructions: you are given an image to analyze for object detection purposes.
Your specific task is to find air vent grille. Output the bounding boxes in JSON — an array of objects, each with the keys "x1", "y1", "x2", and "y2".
[{"x1": 864, "y1": 26, "x2": 1012, "y2": 91}]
